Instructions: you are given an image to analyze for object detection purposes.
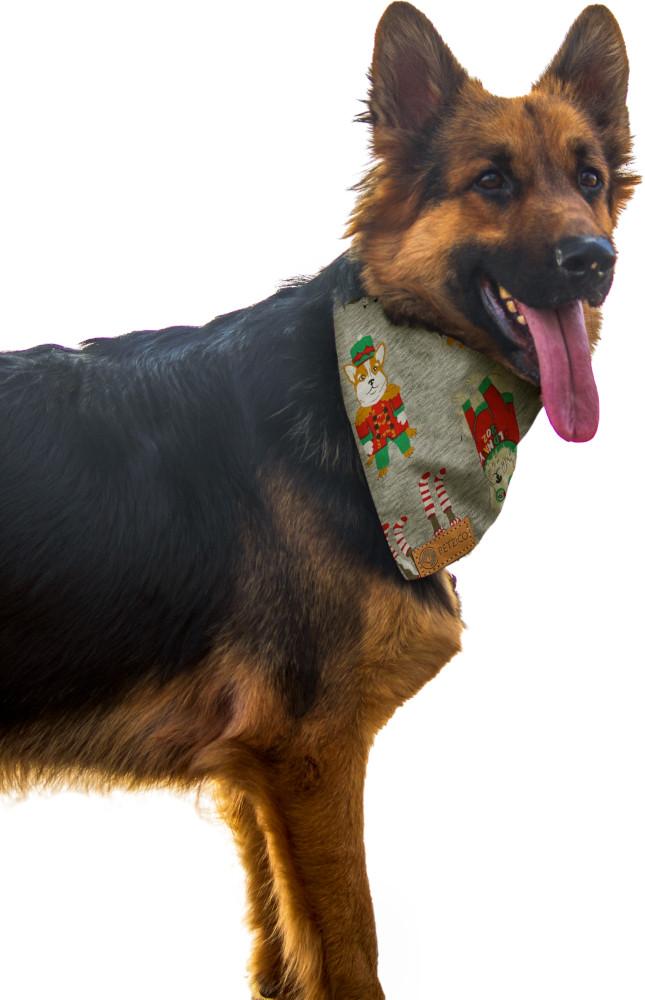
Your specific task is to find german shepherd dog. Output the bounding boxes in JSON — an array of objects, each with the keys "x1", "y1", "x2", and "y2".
[{"x1": 0, "y1": 4, "x2": 637, "y2": 998}]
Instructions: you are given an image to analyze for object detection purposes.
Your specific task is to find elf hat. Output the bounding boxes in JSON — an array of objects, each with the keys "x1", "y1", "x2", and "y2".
[{"x1": 349, "y1": 335, "x2": 376, "y2": 367}]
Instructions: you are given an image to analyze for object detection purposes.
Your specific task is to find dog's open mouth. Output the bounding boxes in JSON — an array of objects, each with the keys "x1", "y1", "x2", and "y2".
[{"x1": 480, "y1": 278, "x2": 599, "y2": 443}]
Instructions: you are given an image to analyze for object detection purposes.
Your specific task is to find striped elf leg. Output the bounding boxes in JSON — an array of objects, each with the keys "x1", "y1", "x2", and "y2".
[
  {"x1": 393, "y1": 517, "x2": 412, "y2": 557},
  {"x1": 434, "y1": 467, "x2": 458, "y2": 525},
  {"x1": 418, "y1": 472, "x2": 442, "y2": 534},
  {"x1": 381, "y1": 522, "x2": 399, "y2": 561}
]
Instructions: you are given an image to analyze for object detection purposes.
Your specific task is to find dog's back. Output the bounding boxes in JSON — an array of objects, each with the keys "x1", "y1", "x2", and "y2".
[
  {"x1": 0, "y1": 254, "x2": 449, "y2": 736},
  {"x1": 0, "y1": 320, "x2": 244, "y2": 721}
]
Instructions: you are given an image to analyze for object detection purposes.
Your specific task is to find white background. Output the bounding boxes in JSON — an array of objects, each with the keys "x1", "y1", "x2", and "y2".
[{"x1": 0, "y1": 2, "x2": 643, "y2": 998}]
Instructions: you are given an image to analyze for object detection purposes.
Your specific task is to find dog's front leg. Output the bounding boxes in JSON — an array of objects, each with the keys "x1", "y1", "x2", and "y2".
[
  {"x1": 255, "y1": 729, "x2": 385, "y2": 1000},
  {"x1": 194, "y1": 730, "x2": 382, "y2": 999},
  {"x1": 217, "y1": 786, "x2": 292, "y2": 998}
]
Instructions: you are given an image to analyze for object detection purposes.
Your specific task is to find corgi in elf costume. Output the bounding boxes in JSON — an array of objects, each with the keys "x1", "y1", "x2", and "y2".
[{"x1": 343, "y1": 335, "x2": 416, "y2": 477}]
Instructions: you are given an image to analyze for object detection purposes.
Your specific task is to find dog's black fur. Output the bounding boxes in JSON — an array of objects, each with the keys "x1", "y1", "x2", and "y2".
[{"x1": 0, "y1": 252, "x2": 452, "y2": 727}]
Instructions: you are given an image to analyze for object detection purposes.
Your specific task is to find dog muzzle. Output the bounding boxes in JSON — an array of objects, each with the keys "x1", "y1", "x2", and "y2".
[{"x1": 334, "y1": 296, "x2": 543, "y2": 579}]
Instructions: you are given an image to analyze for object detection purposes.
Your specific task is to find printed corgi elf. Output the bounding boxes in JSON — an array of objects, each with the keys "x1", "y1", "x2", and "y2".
[{"x1": 343, "y1": 335, "x2": 416, "y2": 476}]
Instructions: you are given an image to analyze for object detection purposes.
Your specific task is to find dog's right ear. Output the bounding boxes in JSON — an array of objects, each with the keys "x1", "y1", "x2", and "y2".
[
  {"x1": 365, "y1": 2, "x2": 467, "y2": 134},
  {"x1": 343, "y1": 364, "x2": 358, "y2": 384}
]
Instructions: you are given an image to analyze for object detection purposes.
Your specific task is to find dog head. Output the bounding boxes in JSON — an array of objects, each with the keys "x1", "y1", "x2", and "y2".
[{"x1": 348, "y1": 3, "x2": 638, "y2": 442}]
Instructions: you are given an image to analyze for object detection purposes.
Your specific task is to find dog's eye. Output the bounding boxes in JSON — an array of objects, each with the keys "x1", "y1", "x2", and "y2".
[
  {"x1": 579, "y1": 167, "x2": 602, "y2": 190},
  {"x1": 473, "y1": 169, "x2": 505, "y2": 192}
]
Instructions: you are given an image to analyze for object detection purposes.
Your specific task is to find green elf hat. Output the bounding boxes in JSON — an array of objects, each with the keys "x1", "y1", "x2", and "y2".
[{"x1": 350, "y1": 335, "x2": 376, "y2": 367}]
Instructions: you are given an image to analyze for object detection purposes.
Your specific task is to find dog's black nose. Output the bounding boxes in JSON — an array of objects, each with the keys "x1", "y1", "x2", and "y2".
[{"x1": 555, "y1": 236, "x2": 616, "y2": 277}]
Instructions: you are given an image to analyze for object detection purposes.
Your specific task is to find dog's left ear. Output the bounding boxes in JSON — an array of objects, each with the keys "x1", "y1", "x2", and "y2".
[{"x1": 534, "y1": 6, "x2": 630, "y2": 169}]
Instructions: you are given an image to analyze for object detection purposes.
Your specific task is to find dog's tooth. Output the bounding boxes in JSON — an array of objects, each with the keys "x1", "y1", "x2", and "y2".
[
  {"x1": 506, "y1": 300, "x2": 517, "y2": 313},
  {"x1": 516, "y1": 314, "x2": 527, "y2": 325},
  {"x1": 498, "y1": 286, "x2": 511, "y2": 300}
]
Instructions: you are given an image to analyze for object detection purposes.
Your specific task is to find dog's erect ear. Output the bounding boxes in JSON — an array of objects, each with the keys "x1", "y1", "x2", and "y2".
[
  {"x1": 366, "y1": 2, "x2": 468, "y2": 133},
  {"x1": 343, "y1": 364, "x2": 358, "y2": 384},
  {"x1": 534, "y1": 6, "x2": 630, "y2": 166},
  {"x1": 375, "y1": 343, "x2": 386, "y2": 366}
]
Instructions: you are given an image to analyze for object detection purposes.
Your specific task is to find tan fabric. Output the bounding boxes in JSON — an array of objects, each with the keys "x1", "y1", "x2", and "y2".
[{"x1": 334, "y1": 297, "x2": 542, "y2": 579}]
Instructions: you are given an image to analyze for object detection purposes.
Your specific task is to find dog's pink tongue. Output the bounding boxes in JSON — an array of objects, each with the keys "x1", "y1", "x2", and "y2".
[{"x1": 517, "y1": 299, "x2": 599, "y2": 442}]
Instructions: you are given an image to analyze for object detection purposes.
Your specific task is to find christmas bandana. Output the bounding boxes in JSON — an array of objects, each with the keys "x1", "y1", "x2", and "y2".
[{"x1": 334, "y1": 296, "x2": 542, "y2": 579}]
